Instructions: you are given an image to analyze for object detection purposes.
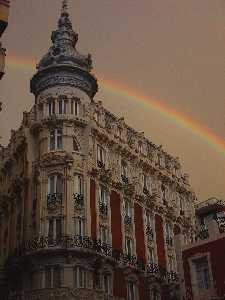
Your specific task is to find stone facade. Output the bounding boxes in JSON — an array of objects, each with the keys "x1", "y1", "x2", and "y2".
[{"x1": 0, "y1": 1, "x2": 196, "y2": 299}]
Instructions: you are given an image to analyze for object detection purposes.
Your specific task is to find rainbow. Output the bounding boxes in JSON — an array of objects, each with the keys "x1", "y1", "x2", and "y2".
[{"x1": 6, "y1": 54, "x2": 225, "y2": 156}]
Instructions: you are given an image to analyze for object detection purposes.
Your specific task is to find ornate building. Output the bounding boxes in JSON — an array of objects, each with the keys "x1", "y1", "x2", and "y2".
[{"x1": 0, "y1": 1, "x2": 196, "y2": 299}]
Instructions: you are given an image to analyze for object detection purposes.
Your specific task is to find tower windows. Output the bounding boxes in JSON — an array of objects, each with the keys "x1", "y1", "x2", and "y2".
[
  {"x1": 58, "y1": 98, "x2": 67, "y2": 114},
  {"x1": 71, "y1": 98, "x2": 80, "y2": 115},
  {"x1": 50, "y1": 128, "x2": 63, "y2": 150},
  {"x1": 48, "y1": 99, "x2": 55, "y2": 115}
]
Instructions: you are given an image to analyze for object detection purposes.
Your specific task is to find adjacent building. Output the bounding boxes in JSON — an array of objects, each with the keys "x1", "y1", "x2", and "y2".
[
  {"x1": 0, "y1": 1, "x2": 196, "y2": 299},
  {"x1": 182, "y1": 198, "x2": 225, "y2": 300}
]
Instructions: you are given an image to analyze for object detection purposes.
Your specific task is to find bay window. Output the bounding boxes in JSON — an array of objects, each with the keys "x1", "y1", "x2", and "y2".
[{"x1": 47, "y1": 174, "x2": 63, "y2": 208}]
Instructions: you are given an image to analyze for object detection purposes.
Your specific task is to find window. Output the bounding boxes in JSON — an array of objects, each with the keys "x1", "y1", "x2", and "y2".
[
  {"x1": 165, "y1": 223, "x2": 173, "y2": 246},
  {"x1": 96, "y1": 273, "x2": 111, "y2": 294},
  {"x1": 127, "y1": 281, "x2": 136, "y2": 300},
  {"x1": 99, "y1": 185, "x2": 107, "y2": 205},
  {"x1": 71, "y1": 98, "x2": 79, "y2": 115},
  {"x1": 168, "y1": 255, "x2": 176, "y2": 272},
  {"x1": 194, "y1": 257, "x2": 211, "y2": 290},
  {"x1": 125, "y1": 236, "x2": 133, "y2": 256},
  {"x1": 48, "y1": 174, "x2": 63, "y2": 205},
  {"x1": 48, "y1": 218, "x2": 63, "y2": 243},
  {"x1": 50, "y1": 128, "x2": 63, "y2": 150},
  {"x1": 73, "y1": 137, "x2": 79, "y2": 151},
  {"x1": 74, "y1": 217, "x2": 85, "y2": 236},
  {"x1": 48, "y1": 99, "x2": 55, "y2": 115},
  {"x1": 97, "y1": 145, "x2": 105, "y2": 167},
  {"x1": 100, "y1": 225, "x2": 108, "y2": 244},
  {"x1": 58, "y1": 98, "x2": 67, "y2": 114},
  {"x1": 121, "y1": 161, "x2": 128, "y2": 182},
  {"x1": 143, "y1": 174, "x2": 150, "y2": 194},
  {"x1": 161, "y1": 185, "x2": 166, "y2": 203},
  {"x1": 148, "y1": 248, "x2": 155, "y2": 264},
  {"x1": 45, "y1": 266, "x2": 61, "y2": 288},
  {"x1": 74, "y1": 175, "x2": 83, "y2": 195},
  {"x1": 74, "y1": 266, "x2": 86, "y2": 288},
  {"x1": 146, "y1": 211, "x2": 154, "y2": 240}
]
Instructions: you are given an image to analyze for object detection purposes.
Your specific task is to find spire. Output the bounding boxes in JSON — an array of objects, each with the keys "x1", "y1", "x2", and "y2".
[{"x1": 61, "y1": 0, "x2": 69, "y2": 16}]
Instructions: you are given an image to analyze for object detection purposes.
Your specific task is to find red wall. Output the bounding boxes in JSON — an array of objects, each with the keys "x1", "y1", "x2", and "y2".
[
  {"x1": 183, "y1": 236, "x2": 225, "y2": 299},
  {"x1": 90, "y1": 179, "x2": 97, "y2": 239},
  {"x1": 110, "y1": 190, "x2": 123, "y2": 251},
  {"x1": 155, "y1": 214, "x2": 167, "y2": 268},
  {"x1": 139, "y1": 277, "x2": 149, "y2": 300},
  {"x1": 134, "y1": 203, "x2": 146, "y2": 262},
  {"x1": 113, "y1": 268, "x2": 126, "y2": 298}
]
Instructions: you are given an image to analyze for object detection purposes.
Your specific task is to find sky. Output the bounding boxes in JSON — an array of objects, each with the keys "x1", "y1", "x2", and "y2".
[{"x1": 0, "y1": 0, "x2": 224, "y2": 201}]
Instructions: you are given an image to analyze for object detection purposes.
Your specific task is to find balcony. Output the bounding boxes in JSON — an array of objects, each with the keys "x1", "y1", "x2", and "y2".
[
  {"x1": 196, "y1": 227, "x2": 209, "y2": 241},
  {"x1": 146, "y1": 226, "x2": 154, "y2": 241},
  {"x1": 124, "y1": 215, "x2": 132, "y2": 226},
  {"x1": 73, "y1": 193, "x2": 84, "y2": 209},
  {"x1": 47, "y1": 193, "x2": 62, "y2": 209},
  {"x1": 165, "y1": 236, "x2": 173, "y2": 247},
  {"x1": 97, "y1": 160, "x2": 105, "y2": 169},
  {"x1": 121, "y1": 174, "x2": 129, "y2": 184},
  {"x1": 8, "y1": 288, "x2": 124, "y2": 300},
  {"x1": 99, "y1": 202, "x2": 108, "y2": 217}
]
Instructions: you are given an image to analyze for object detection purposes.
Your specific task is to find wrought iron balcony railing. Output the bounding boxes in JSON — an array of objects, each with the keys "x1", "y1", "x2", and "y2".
[
  {"x1": 10, "y1": 235, "x2": 179, "y2": 284},
  {"x1": 97, "y1": 160, "x2": 105, "y2": 169},
  {"x1": 47, "y1": 193, "x2": 63, "y2": 209},
  {"x1": 73, "y1": 193, "x2": 84, "y2": 208},
  {"x1": 165, "y1": 236, "x2": 173, "y2": 247},
  {"x1": 196, "y1": 228, "x2": 209, "y2": 240},
  {"x1": 124, "y1": 215, "x2": 132, "y2": 226},
  {"x1": 146, "y1": 226, "x2": 154, "y2": 240},
  {"x1": 99, "y1": 202, "x2": 108, "y2": 216},
  {"x1": 143, "y1": 186, "x2": 150, "y2": 196},
  {"x1": 121, "y1": 174, "x2": 129, "y2": 184}
]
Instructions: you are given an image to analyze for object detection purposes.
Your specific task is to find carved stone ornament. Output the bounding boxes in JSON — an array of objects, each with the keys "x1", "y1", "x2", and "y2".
[{"x1": 40, "y1": 151, "x2": 74, "y2": 168}]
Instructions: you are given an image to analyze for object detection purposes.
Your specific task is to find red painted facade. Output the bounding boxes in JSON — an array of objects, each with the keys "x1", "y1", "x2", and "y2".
[
  {"x1": 155, "y1": 214, "x2": 167, "y2": 268},
  {"x1": 134, "y1": 203, "x2": 146, "y2": 262},
  {"x1": 90, "y1": 179, "x2": 97, "y2": 239},
  {"x1": 113, "y1": 268, "x2": 127, "y2": 298},
  {"x1": 183, "y1": 236, "x2": 225, "y2": 299},
  {"x1": 110, "y1": 190, "x2": 123, "y2": 251}
]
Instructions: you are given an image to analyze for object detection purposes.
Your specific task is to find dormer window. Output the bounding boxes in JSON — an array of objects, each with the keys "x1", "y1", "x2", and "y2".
[{"x1": 71, "y1": 98, "x2": 80, "y2": 116}]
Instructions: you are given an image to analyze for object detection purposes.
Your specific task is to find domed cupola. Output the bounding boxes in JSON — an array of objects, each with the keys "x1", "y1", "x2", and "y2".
[{"x1": 30, "y1": 0, "x2": 98, "y2": 98}]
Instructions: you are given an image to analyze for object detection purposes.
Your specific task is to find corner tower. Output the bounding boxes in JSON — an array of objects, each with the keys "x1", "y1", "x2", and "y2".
[{"x1": 31, "y1": 0, "x2": 98, "y2": 102}]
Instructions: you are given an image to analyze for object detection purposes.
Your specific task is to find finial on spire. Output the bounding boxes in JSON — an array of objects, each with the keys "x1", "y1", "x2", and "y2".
[{"x1": 61, "y1": 0, "x2": 69, "y2": 16}]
